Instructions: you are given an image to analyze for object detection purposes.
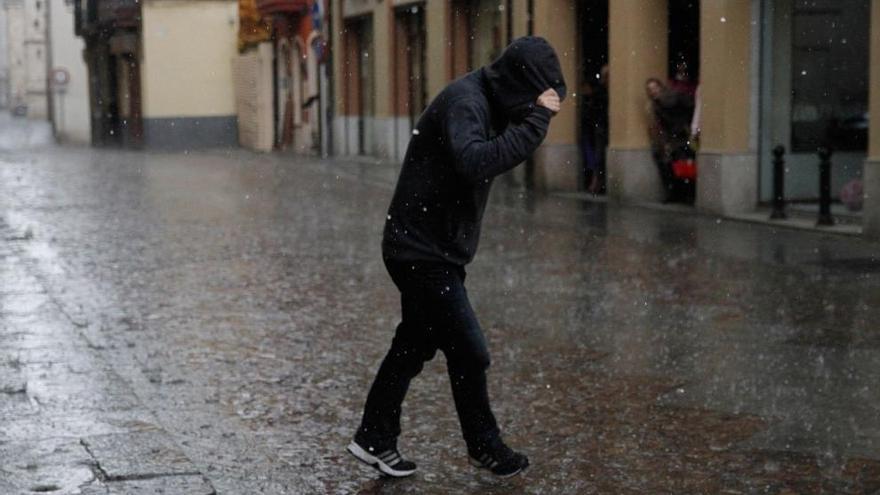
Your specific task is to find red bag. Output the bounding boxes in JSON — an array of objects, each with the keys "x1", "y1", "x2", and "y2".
[{"x1": 672, "y1": 158, "x2": 697, "y2": 180}]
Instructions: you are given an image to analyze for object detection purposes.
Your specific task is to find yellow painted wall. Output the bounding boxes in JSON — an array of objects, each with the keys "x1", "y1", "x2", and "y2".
[
  {"x1": 699, "y1": 0, "x2": 752, "y2": 153},
  {"x1": 510, "y1": 0, "x2": 528, "y2": 39},
  {"x1": 141, "y1": 0, "x2": 239, "y2": 118},
  {"x1": 372, "y1": 1, "x2": 393, "y2": 117},
  {"x1": 332, "y1": 0, "x2": 345, "y2": 115},
  {"x1": 532, "y1": 0, "x2": 577, "y2": 145},
  {"x1": 608, "y1": 0, "x2": 668, "y2": 149},
  {"x1": 425, "y1": 0, "x2": 449, "y2": 99}
]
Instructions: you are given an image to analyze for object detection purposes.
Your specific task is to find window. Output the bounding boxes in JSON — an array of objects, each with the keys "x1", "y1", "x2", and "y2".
[{"x1": 790, "y1": 0, "x2": 869, "y2": 152}]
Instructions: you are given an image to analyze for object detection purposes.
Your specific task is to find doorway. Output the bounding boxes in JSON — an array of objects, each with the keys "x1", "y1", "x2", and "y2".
[
  {"x1": 93, "y1": 34, "x2": 142, "y2": 149},
  {"x1": 449, "y1": 0, "x2": 505, "y2": 79},
  {"x1": 342, "y1": 16, "x2": 374, "y2": 156},
  {"x1": 393, "y1": 3, "x2": 427, "y2": 160},
  {"x1": 668, "y1": 0, "x2": 700, "y2": 89},
  {"x1": 577, "y1": 0, "x2": 609, "y2": 193}
]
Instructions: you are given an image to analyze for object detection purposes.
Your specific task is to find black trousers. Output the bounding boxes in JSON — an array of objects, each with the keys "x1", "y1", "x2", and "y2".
[{"x1": 356, "y1": 259, "x2": 500, "y2": 452}]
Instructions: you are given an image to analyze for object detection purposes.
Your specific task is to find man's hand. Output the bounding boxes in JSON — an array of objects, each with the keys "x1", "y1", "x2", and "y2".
[{"x1": 536, "y1": 88, "x2": 561, "y2": 114}]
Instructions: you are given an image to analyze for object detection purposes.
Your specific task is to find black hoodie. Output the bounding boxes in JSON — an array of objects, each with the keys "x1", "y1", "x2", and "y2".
[{"x1": 382, "y1": 36, "x2": 566, "y2": 266}]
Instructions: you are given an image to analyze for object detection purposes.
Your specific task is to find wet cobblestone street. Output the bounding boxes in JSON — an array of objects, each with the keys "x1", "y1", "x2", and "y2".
[{"x1": 2, "y1": 141, "x2": 880, "y2": 494}]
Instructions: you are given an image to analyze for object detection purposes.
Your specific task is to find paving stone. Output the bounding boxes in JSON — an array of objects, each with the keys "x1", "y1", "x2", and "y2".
[
  {"x1": 0, "y1": 437, "x2": 97, "y2": 494},
  {"x1": 21, "y1": 362, "x2": 143, "y2": 413},
  {"x1": 0, "y1": 265, "x2": 42, "y2": 294},
  {"x1": 0, "y1": 292, "x2": 52, "y2": 316},
  {"x1": 0, "y1": 388, "x2": 38, "y2": 418},
  {"x1": 0, "y1": 410, "x2": 160, "y2": 443},
  {"x1": 105, "y1": 475, "x2": 215, "y2": 495},
  {"x1": 0, "y1": 372, "x2": 27, "y2": 395},
  {"x1": 82, "y1": 431, "x2": 200, "y2": 481}
]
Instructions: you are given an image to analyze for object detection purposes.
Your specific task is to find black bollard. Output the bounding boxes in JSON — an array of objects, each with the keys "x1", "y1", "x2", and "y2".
[
  {"x1": 770, "y1": 145, "x2": 787, "y2": 219},
  {"x1": 817, "y1": 147, "x2": 834, "y2": 226}
]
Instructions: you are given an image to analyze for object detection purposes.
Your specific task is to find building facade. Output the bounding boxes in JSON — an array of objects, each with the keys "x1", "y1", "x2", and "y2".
[
  {"x1": 22, "y1": 0, "x2": 47, "y2": 118},
  {"x1": 328, "y1": 0, "x2": 880, "y2": 238},
  {"x1": 330, "y1": 0, "x2": 582, "y2": 188},
  {"x1": 141, "y1": 0, "x2": 239, "y2": 149},
  {"x1": 48, "y1": 0, "x2": 90, "y2": 143},
  {"x1": 606, "y1": 0, "x2": 876, "y2": 220},
  {"x1": 0, "y1": 4, "x2": 9, "y2": 108},
  {"x1": 259, "y1": 0, "x2": 328, "y2": 154},
  {"x1": 3, "y1": 0, "x2": 47, "y2": 117},
  {"x1": 74, "y1": 0, "x2": 144, "y2": 146},
  {"x1": 74, "y1": 0, "x2": 239, "y2": 149}
]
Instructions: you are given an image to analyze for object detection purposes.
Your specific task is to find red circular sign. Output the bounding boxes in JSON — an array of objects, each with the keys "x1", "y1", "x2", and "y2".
[{"x1": 51, "y1": 68, "x2": 70, "y2": 87}]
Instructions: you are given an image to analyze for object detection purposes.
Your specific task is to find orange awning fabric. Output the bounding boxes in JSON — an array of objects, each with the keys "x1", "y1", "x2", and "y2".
[{"x1": 239, "y1": 0, "x2": 272, "y2": 51}]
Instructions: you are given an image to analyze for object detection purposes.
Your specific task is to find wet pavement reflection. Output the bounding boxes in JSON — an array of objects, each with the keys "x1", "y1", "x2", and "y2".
[{"x1": 1, "y1": 144, "x2": 879, "y2": 494}]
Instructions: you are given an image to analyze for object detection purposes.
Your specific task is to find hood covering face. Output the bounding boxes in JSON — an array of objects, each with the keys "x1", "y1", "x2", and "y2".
[{"x1": 482, "y1": 36, "x2": 567, "y2": 121}]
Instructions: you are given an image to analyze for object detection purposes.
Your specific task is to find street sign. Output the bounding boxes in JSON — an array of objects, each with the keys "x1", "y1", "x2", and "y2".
[{"x1": 50, "y1": 68, "x2": 70, "y2": 89}]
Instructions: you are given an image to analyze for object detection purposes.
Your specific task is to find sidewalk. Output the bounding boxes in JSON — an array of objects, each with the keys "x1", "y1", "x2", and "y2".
[
  {"x1": 0, "y1": 219, "x2": 215, "y2": 494},
  {"x1": 0, "y1": 112, "x2": 53, "y2": 150},
  {"x1": 334, "y1": 152, "x2": 871, "y2": 240},
  {"x1": 551, "y1": 190, "x2": 865, "y2": 237}
]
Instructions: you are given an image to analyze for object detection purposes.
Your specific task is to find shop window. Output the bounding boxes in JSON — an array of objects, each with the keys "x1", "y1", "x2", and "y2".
[{"x1": 790, "y1": 0, "x2": 869, "y2": 152}]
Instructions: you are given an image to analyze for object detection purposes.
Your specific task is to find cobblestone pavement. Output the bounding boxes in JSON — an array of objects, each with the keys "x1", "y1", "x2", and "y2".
[{"x1": 1, "y1": 135, "x2": 880, "y2": 493}]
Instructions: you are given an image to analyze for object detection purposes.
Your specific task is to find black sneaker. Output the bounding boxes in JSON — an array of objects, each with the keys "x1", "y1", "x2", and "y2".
[
  {"x1": 347, "y1": 439, "x2": 417, "y2": 478},
  {"x1": 468, "y1": 438, "x2": 529, "y2": 478}
]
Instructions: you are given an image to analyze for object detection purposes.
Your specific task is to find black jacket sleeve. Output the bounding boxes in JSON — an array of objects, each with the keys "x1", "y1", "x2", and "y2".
[{"x1": 444, "y1": 98, "x2": 553, "y2": 184}]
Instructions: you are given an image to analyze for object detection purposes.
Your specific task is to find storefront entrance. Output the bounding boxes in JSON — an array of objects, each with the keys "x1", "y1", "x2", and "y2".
[{"x1": 759, "y1": 0, "x2": 870, "y2": 205}]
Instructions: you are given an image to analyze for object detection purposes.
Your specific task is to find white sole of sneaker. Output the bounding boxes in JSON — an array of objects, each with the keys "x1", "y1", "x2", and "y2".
[
  {"x1": 347, "y1": 441, "x2": 416, "y2": 478},
  {"x1": 468, "y1": 456, "x2": 527, "y2": 479}
]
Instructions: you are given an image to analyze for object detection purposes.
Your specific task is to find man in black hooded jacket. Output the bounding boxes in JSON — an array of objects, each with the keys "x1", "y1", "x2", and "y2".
[{"x1": 347, "y1": 36, "x2": 565, "y2": 479}]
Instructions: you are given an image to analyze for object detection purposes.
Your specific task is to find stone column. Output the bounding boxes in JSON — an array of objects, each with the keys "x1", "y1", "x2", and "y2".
[
  {"x1": 372, "y1": 0, "x2": 395, "y2": 158},
  {"x1": 606, "y1": 0, "x2": 668, "y2": 202},
  {"x1": 863, "y1": 0, "x2": 880, "y2": 238},
  {"x1": 530, "y1": 0, "x2": 579, "y2": 190},
  {"x1": 424, "y1": 0, "x2": 449, "y2": 100},
  {"x1": 331, "y1": 0, "x2": 346, "y2": 155},
  {"x1": 695, "y1": 0, "x2": 759, "y2": 215},
  {"x1": 510, "y1": 0, "x2": 528, "y2": 39}
]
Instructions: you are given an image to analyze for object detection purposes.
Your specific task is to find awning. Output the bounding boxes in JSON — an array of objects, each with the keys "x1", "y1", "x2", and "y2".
[{"x1": 255, "y1": 0, "x2": 309, "y2": 17}]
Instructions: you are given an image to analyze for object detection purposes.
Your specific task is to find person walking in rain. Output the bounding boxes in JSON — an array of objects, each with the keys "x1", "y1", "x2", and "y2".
[{"x1": 347, "y1": 36, "x2": 565, "y2": 478}]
